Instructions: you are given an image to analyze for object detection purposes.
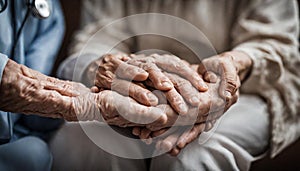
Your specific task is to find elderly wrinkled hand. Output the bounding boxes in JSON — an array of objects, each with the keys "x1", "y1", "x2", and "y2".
[
  {"x1": 155, "y1": 51, "x2": 251, "y2": 155},
  {"x1": 127, "y1": 54, "x2": 209, "y2": 115},
  {"x1": 133, "y1": 77, "x2": 238, "y2": 154},
  {"x1": 84, "y1": 53, "x2": 160, "y2": 106},
  {"x1": 85, "y1": 52, "x2": 244, "y2": 156},
  {"x1": 128, "y1": 55, "x2": 241, "y2": 156},
  {"x1": 0, "y1": 59, "x2": 84, "y2": 118},
  {"x1": 84, "y1": 53, "x2": 208, "y2": 114},
  {"x1": 0, "y1": 59, "x2": 167, "y2": 128},
  {"x1": 198, "y1": 51, "x2": 252, "y2": 99}
]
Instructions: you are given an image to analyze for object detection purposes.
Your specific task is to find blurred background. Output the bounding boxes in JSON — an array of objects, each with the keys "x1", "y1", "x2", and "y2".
[{"x1": 51, "y1": 1, "x2": 300, "y2": 170}]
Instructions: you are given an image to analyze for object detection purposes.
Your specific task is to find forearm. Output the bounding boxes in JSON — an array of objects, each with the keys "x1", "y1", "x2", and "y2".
[{"x1": 0, "y1": 59, "x2": 81, "y2": 118}]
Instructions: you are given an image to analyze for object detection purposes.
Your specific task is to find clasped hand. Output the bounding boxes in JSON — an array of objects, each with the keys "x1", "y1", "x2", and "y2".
[{"x1": 84, "y1": 52, "x2": 243, "y2": 155}]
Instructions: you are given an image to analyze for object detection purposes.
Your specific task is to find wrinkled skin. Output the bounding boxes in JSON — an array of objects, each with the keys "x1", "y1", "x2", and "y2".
[
  {"x1": 84, "y1": 53, "x2": 160, "y2": 106},
  {"x1": 0, "y1": 59, "x2": 167, "y2": 127},
  {"x1": 97, "y1": 90, "x2": 167, "y2": 127},
  {"x1": 127, "y1": 54, "x2": 208, "y2": 92},
  {"x1": 84, "y1": 52, "x2": 249, "y2": 156},
  {"x1": 145, "y1": 76, "x2": 238, "y2": 131},
  {"x1": 0, "y1": 59, "x2": 84, "y2": 119},
  {"x1": 84, "y1": 53, "x2": 208, "y2": 115},
  {"x1": 133, "y1": 76, "x2": 238, "y2": 136},
  {"x1": 130, "y1": 51, "x2": 251, "y2": 156},
  {"x1": 198, "y1": 51, "x2": 252, "y2": 98}
]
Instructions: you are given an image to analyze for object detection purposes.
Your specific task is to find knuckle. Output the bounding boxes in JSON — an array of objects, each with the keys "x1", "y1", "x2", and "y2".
[
  {"x1": 219, "y1": 60, "x2": 228, "y2": 69},
  {"x1": 224, "y1": 75, "x2": 238, "y2": 89},
  {"x1": 176, "y1": 78, "x2": 190, "y2": 89},
  {"x1": 103, "y1": 54, "x2": 114, "y2": 62},
  {"x1": 219, "y1": 52, "x2": 231, "y2": 58},
  {"x1": 165, "y1": 54, "x2": 181, "y2": 61}
]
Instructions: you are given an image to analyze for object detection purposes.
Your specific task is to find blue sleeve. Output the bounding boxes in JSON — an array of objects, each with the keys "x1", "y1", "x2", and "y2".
[
  {"x1": 0, "y1": 54, "x2": 8, "y2": 85},
  {"x1": 25, "y1": 0, "x2": 65, "y2": 75}
]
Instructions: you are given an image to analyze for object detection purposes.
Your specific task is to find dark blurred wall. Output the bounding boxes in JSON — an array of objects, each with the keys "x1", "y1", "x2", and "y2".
[{"x1": 51, "y1": 0, "x2": 82, "y2": 76}]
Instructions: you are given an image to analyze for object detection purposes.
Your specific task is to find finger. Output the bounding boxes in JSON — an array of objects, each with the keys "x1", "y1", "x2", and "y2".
[
  {"x1": 43, "y1": 81, "x2": 80, "y2": 97},
  {"x1": 197, "y1": 91, "x2": 212, "y2": 116},
  {"x1": 169, "y1": 147, "x2": 181, "y2": 156},
  {"x1": 146, "y1": 104, "x2": 202, "y2": 131},
  {"x1": 127, "y1": 60, "x2": 173, "y2": 91},
  {"x1": 151, "y1": 54, "x2": 208, "y2": 91},
  {"x1": 165, "y1": 88, "x2": 188, "y2": 115},
  {"x1": 140, "y1": 128, "x2": 153, "y2": 144},
  {"x1": 90, "y1": 86, "x2": 100, "y2": 93},
  {"x1": 111, "y1": 79, "x2": 158, "y2": 106},
  {"x1": 155, "y1": 140, "x2": 163, "y2": 151},
  {"x1": 101, "y1": 91, "x2": 167, "y2": 125},
  {"x1": 142, "y1": 138, "x2": 153, "y2": 145},
  {"x1": 104, "y1": 54, "x2": 149, "y2": 81},
  {"x1": 204, "y1": 121, "x2": 214, "y2": 132},
  {"x1": 123, "y1": 103, "x2": 167, "y2": 125},
  {"x1": 209, "y1": 97, "x2": 226, "y2": 116},
  {"x1": 218, "y1": 64, "x2": 240, "y2": 99},
  {"x1": 146, "y1": 105, "x2": 177, "y2": 131},
  {"x1": 203, "y1": 71, "x2": 218, "y2": 83},
  {"x1": 227, "y1": 91, "x2": 238, "y2": 108},
  {"x1": 147, "y1": 105, "x2": 200, "y2": 131},
  {"x1": 165, "y1": 72, "x2": 200, "y2": 106},
  {"x1": 152, "y1": 90, "x2": 168, "y2": 104},
  {"x1": 132, "y1": 127, "x2": 141, "y2": 136},
  {"x1": 190, "y1": 64, "x2": 199, "y2": 72},
  {"x1": 151, "y1": 128, "x2": 168, "y2": 137},
  {"x1": 130, "y1": 54, "x2": 146, "y2": 59},
  {"x1": 116, "y1": 62, "x2": 149, "y2": 81},
  {"x1": 116, "y1": 53, "x2": 131, "y2": 61},
  {"x1": 223, "y1": 91, "x2": 239, "y2": 113},
  {"x1": 140, "y1": 128, "x2": 152, "y2": 139},
  {"x1": 159, "y1": 133, "x2": 180, "y2": 152},
  {"x1": 177, "y1": 124, "x2": 205, "y2": 148}
]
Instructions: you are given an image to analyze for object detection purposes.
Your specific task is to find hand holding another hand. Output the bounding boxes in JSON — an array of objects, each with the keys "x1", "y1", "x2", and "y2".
[
  {"x1": 84, "y1": 53, "x2": 208, "y2": 114},
  {"x1": 83, "y1": 52, "x2": 249, "y2": 156},
  {"x1": 0, "y1": 59, "x2": 167, "y2": 129}
]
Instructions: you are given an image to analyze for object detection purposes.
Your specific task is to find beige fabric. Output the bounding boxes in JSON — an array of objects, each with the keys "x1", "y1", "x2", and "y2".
[
  {"x1": 60, "y1": 0, "x2": 300, "y2": 157},
  {"x1": 50, "y1": 95, "x2": 269, "y2": 171}
]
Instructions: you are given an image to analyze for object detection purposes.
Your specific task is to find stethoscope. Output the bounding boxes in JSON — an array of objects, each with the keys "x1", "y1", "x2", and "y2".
[
  {"x1": 0, "y1": 0, "x2": 51, "y2": 144},
  {"x1": 0, "y1": 0, "x2": 52, "y2": 58}
]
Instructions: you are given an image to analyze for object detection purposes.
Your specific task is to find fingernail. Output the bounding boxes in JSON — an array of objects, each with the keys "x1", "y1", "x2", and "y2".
[
  {"x1": 162, "y1": 81, "x2": 172, "y2": 89},
  {"x1": 224, "y1": 91, "x2": 231, "y2": 99},
  {"x1": 199, "y1": 83, "x2": 208, "y2": 91},
  {"x1": 202, "y1": 83, "x2": 208, "y2": 89},
  {"x1": 160, "y1": 114, "x2": 168, "y2": 124},
  {"x1": 177, "y1": 140, "x2": 185, "y2": 149},
  {"x1": 205, "y1": 122, "x2": 213, "y2": 131},
  {"x1": 177, "y1": 142, "x2": 184, "y2": 149},
  {"x1": 132, "y1": 131, "x2": 139, "y2": 136}
]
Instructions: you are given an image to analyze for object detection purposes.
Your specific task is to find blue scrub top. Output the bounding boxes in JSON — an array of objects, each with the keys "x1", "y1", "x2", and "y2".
[{"x1": 0, "y1": 0, "x2": 65, "y2": 143}]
